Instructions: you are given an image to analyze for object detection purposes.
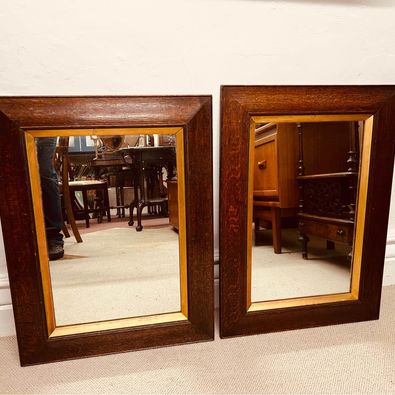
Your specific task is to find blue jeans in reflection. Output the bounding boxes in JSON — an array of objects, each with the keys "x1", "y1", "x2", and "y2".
[{"x1": 36, "y1": 137, "x2": 64, "y2": 247}]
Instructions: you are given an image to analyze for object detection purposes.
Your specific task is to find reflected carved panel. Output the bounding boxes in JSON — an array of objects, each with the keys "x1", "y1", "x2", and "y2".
[{"x1": 303, "y1": 179, "x2": 350, "y2": 219}]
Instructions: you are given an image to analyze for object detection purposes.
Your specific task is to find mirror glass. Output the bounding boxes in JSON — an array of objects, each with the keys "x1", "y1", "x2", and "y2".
[
  {"x1": 249, "y1": 118, "x2": 369, "y2": 304},
  {"x1": 31, "y1": 130, "x2": 186, "y2": 328}
]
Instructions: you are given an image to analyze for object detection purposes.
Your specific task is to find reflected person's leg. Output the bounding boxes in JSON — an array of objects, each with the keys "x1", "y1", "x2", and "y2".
[{"x1": 36, "y1": 137, "x2": 64, "y2": 260}]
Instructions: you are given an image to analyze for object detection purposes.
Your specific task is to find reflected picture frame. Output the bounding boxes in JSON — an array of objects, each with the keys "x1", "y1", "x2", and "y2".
[
  {"x1": 220, "y1": 86, "x2": 395, "y2": 337},
  {"x1": 0, "y1": 96, "x2": 214, "y2": 365}
]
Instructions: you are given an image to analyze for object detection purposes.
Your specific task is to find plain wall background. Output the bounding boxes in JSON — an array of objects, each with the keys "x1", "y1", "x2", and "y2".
[{"x1": 1, "y1": 0, "x2": 395, "y2": 335}]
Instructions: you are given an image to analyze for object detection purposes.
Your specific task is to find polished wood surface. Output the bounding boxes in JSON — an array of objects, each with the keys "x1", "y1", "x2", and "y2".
[
  {"x1": 302, "y1": 122, "x2": 351, "y2": 175},
  {"x1": 252, "y1": 122, "x2": 299, "y2": 253},
  {"x1": 0, "y1": 96, "x2": 213, "y2": 366},
  {"x1": 254, "y1": 132, "x2": 278, "y2": 196},
  {"x1": 220, "y1": 85, "x2": 395, "y2": 338}
]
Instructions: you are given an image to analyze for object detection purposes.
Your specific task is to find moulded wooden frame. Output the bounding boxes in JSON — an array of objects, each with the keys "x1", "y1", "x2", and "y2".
[
  {"x1": 0, "y1": 96, "x2": 214, "y2": 365},
  {"x1": 220, "y1": 86, "x2": 395, "y2": 338}
]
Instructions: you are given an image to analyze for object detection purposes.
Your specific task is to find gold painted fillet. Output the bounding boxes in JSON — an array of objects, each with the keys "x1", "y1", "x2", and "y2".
[
  {"x1": 26, "y1": 128, "x2": 181, "y2": 137},
  {"x1": 175, "y1": 129, "x2": 188, "y2": 316},
  {"x1": 350, "y1": 116, "x2": 374, "y2": 297},
  {"x1": 252, "y1": 114, "x2": 371, "y2": 124},
  {"x1": 50, "y1": 312, "x2": 187, "y2": 338},
  {"x1": 248, "y1": 292, "x2": 357, "y2": 312},
  {"x1": 246, "y1": 118, "x2": 256, "y2": 309},
  {"x1": 24, "y1": 133, "x2": 56, "y2": 334}
]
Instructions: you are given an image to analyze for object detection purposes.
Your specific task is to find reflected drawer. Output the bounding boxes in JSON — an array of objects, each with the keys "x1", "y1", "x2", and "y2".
[{"x1": 298, "y1": 219, "x2": 354, "y2": 244}]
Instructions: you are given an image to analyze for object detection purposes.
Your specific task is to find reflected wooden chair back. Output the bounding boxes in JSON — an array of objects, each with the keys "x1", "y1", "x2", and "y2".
[
  {"x1": 54, "y1": 137, "x2": 83, "y2": 243},
  {"x1": 56, "y1": 137, "x2": 112, "y2": 230}
]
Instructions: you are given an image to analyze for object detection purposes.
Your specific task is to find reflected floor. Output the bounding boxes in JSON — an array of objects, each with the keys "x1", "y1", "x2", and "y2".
[
  {"x1": 50, "y1": 219, "x2": 181, "y2": 326},
  {"x1": 252, "y1": 228, "x2": 351, "y2": 303}
]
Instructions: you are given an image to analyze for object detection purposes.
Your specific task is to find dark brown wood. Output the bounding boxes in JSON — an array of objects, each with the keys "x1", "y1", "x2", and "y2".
[
  {"x1": 297, "y1": 121, "x2": 358, "y2": 258},
  {"x1": 220, "y1": 85, "x2": 395, "y2": 338},
  {"x1": 55, "y1": 137, "x2": 83, "y2": 243},
  {"x1": 0, "y1": 96, "x2": 213, "y2": 365}
]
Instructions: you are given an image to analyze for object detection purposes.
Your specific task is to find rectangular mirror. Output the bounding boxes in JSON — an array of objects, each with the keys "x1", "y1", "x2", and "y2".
[
  {"x1": 0, "y1": 96, "x2": 214, "y2": 365},
  {"x1": 220, "y1": 86, "x2": 395, "y2": 337},
  {"x1": 248, "y1": 116, "x2": 371, "y2": 310},
  {"x1": 27, "y1": 129, "x2": 187, "y2": 335}
]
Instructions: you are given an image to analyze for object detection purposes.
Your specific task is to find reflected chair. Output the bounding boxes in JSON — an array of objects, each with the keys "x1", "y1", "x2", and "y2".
[{"x1": 56, "y1": 137, "x2": 112, "y2": 232}]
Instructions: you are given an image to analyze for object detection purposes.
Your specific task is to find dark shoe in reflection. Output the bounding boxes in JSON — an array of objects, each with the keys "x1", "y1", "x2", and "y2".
[{"x1": 48, "y1": 243, "x2": 64, "y2": 261}]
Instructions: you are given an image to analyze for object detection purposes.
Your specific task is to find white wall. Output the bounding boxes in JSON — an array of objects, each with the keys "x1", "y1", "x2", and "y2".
[{"x1": 1, "y1": 0, "x2": 395, "y2": 336}]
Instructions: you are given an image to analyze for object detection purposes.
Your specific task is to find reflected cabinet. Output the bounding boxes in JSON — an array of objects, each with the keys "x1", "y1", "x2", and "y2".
[
  {"x1": 0, "y1": 96, "x2": 214, "y2": 365},
  {"x1": 220, "y1": 86, "x2": 395, "y2": 337}
]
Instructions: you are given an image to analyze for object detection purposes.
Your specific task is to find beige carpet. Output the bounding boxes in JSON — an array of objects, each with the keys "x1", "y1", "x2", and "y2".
[
  {"x1": 252, "y1": 229, "x2": 351, "y2": 302},
  {"x1": 50, "y1": 226, "x2": 181, "y2": 326},
  {"x1": 1, "y1": 285, "x2": 395, "y2": 394}
]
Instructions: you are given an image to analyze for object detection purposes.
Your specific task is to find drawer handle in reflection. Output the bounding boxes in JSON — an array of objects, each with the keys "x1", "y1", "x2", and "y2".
[
  {"x1": 336, "y1": 229, "x2": 345, "y2": 236},
  {"x1": 258, "y1": 160, "x2": 267, "y2": 170}
]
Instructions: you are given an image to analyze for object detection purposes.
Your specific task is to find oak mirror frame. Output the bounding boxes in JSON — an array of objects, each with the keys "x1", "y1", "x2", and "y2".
[
  {"x1": 0, "y1": 96, "x2": 213, "y2": 365},
  {"x1": 220, "y1": 86, "x2": 395, "y2": 338}
]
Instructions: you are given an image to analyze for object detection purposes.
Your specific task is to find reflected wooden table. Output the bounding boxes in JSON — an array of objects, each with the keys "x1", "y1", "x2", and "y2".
[{"x1": 120, "y1": 146, "x2": 176, "y2": 231}]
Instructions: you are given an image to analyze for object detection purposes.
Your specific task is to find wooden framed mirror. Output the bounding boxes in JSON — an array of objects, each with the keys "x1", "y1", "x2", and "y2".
[
  {"x1": 220, "y1": 86, "x2": 395, "y2": 337},
  {"x1": 0, "y1": 96, "x2": 213, "y2": 365}
]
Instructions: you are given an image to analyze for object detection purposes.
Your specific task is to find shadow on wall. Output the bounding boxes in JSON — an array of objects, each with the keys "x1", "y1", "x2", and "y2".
[{"x1": 221, "y1": 0, "x2": 395, "y2": 7}]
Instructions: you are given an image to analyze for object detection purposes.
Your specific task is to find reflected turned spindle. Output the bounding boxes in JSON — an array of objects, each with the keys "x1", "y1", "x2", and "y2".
[{"x1": 297, "y1": 122, "x2": 309, "y2": 259}]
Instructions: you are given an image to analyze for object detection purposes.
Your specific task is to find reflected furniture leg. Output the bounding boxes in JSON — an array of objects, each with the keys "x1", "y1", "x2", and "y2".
[
  {"x1": 128, "y1": 205, "x2": 134, "y2": 226},
  {"x1": 253, "y1": 206, "x2": 297, "y2": 254},
  {"x1": 62, "y1": 223, "x2": 70, "y2": 238},
  {"x1": 271, "y1": 207, "x2": 281, "y2": 254},
  {"x1": 120, "y1": 186, "x2": 125, "y2": 217},
  {"x1": 82, "y1": 189, "x2": 90, "y2": 228},
  {"x1": 298, "y1": 229, "x2": 309, "y2": 259},
  {"x1": 136, "y1": 200, "x2": 146, "y2": 232},
  {"x1": 115, "y1": 186, "x2": 121, "y2": 218},
  {"x1": 104, "y1": 188, "x2": 111, "y2": 222},
  {"x1": 327, "y1": 240, "x2": 335, "y2": 250},
  {"x1": 62, "y1": 190, "x2": 82, "y2": 243},
  {"x1": 128, "y1": 174, "x2": 140, "y2": 226}
]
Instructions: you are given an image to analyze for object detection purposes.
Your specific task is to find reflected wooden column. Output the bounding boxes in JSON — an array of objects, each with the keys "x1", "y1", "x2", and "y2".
[{"x1": 296, "y1": 123, "x2": 309, "y2": 259}]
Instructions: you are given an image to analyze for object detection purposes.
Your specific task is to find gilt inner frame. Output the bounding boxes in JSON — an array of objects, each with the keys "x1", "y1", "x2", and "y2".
[
  {"x1": 24, "y1": 127, "x2": 188, "y2": 338},
  {"x1": 247, "y1": 114, "x2": 374, "y2": 312}
]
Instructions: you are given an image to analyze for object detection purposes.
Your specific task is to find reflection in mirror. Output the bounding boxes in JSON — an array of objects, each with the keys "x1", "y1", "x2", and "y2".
[
  {"x1": 249, "y1": 118, "x2": 369, "y2": 304},
  {"x1": 31, "y1": 129, "x2": 186, "y2": 328}
]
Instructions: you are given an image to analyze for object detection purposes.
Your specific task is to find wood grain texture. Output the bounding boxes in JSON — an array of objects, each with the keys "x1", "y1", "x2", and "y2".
[
  {"x1": 0, "y1": 96, "x2": 214, "y2": 365},
  {"x1": 220, "y1": 86, "x2": 395, "y2": 338}
]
